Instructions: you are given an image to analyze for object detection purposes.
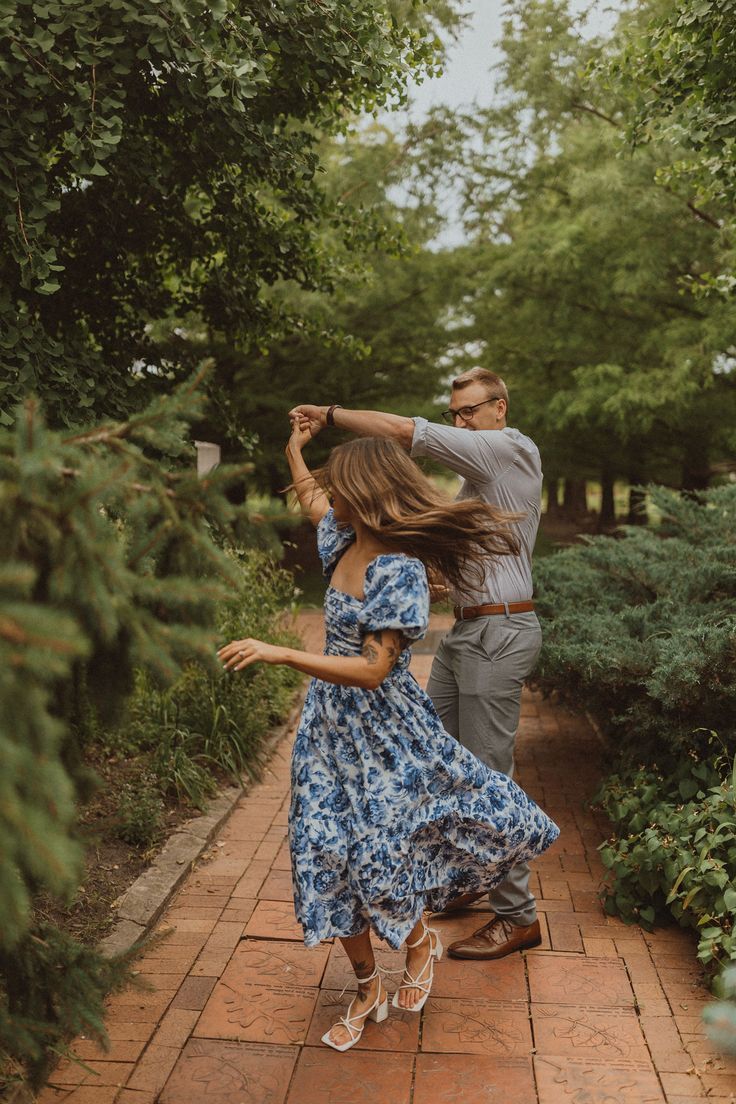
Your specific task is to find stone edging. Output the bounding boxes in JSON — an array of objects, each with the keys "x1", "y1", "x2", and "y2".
[{"x1": 98, "y1": 688, "x2": 306, "y2": 959}]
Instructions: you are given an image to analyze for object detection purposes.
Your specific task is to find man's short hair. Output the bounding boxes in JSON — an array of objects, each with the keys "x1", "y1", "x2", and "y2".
[{"x1": 452, "y1": 367, "x2": 509, "y2": 408}]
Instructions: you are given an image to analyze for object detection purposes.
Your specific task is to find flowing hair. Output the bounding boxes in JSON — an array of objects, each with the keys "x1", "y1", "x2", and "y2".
[{"x1": 312, "y1": 437, "x2": 521, "y2": 595}]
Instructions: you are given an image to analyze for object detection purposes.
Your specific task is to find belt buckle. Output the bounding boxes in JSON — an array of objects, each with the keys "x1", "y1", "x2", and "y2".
[{"x1": 457, "y1": 605, "x2": 469, "y2": 621}]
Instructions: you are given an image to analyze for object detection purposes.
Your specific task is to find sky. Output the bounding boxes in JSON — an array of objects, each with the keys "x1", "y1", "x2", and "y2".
[
  {"x1": 405, "y1": 2, "x2": 507, "y2": 120},
  {"x1": 402, "y1": 0, "x2": 620, "y2": 119},
  {"x1": 390, "y1": 1, "x2": 620, "y2": 243}
]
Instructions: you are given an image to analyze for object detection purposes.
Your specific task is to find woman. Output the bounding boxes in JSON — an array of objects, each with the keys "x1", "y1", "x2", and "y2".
[{"x1": 218, "y1": 422, "x2": 559, "y2": 1052}]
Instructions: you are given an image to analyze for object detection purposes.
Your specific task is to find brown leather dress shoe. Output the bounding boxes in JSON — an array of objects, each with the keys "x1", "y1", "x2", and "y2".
[
  {"x1": 430, "y1": 891, "x2": 487, "y2": 918},
  {"x1": 447, "y1": 916, "x2": 541, "y2": 960}
]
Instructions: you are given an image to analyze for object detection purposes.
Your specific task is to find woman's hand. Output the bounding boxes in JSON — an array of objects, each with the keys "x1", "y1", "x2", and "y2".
[
  {"x1": 283, "y1": 415, "x2": 330, "y2": 525},
  {"x1": 217, "y1": 638, "x2": 287, "y2": 672},
  {"x1": 286, "y1": 413, "x2": 319, "y2": 454}
]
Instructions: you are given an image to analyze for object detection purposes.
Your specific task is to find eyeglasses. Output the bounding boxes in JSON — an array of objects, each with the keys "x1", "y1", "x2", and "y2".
[{"x1": 441, "y1": 398, "x2": 500, "y2": 424}]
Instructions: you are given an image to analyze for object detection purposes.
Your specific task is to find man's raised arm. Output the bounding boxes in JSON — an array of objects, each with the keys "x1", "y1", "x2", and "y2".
[{"x1": 289, "y1": 404, "x2": 414, "y2": 449}]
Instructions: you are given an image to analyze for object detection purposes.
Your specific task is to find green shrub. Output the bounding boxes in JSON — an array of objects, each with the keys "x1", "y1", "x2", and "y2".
[
  {"x1": 118, "y1": 547, "x2": 302, "y2": 805},
  {"x1": 0, "y1": 382, "x2": 255, "y2": 1087},
  {"x1": 534, "y1": 484, "x2": 736, "y2": 1000},
  {"x1": 596, "y1": 740, "x2": 736, "y2": 975},
  {"x1": 150, "y1": 729, "x2": 218, "y2": 810},
  {"x1": 0, "y1": 925, "x2": 132, "y2": 1088},
  {"x1": 534, "y1": 484, "x2": 736, "y2": 758},
  {"x1": 116, "y1": 773, "x2": 166, "y2": 848},
  {"x1": 704, "y1": 966, "x2": 736, "y2": 1055}
]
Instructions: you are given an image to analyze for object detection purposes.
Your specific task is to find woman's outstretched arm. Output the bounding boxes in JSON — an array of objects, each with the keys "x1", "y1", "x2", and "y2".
[
  {"x1": 217, "y1": 629, "x2": 404, "y2": 691},
  {"x1": 285, "y1": 420, "x2": 330, "y2": 526}
]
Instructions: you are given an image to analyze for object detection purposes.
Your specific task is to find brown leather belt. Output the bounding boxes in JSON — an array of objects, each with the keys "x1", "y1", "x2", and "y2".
[{"x1": 453, "y1": 600, "x2": 536, "y2": 621}]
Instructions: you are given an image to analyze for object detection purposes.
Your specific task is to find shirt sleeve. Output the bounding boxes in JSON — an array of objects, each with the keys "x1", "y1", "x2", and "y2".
[
  {"x1": 357, "y1": 556, "x2": 429, "y2": 645},
  {"x1": 411, "y1": 417, "x2": 517, "y2": 483},
  {"x1": 316, "y1": 508, "x2": 355, "y2": 579}
]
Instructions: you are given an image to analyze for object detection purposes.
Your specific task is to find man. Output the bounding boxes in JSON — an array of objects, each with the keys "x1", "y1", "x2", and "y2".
[{"x1": 289, "y1": 367, "x2": 544, "y2": 960}]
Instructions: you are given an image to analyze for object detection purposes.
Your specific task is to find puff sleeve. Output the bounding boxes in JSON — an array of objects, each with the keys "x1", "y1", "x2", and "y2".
[
  {"x1": 357, "y1": 555, "x2": 429, "y2": 645},
  {"x1": 316, "y1": 508, "x2": 356, "y2": 579}
]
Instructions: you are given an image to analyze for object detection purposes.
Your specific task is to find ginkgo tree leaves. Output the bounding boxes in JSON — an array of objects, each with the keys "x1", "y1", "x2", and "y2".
[{"x1": 0, "y1": 0, "x2": 460, "y2": 427}]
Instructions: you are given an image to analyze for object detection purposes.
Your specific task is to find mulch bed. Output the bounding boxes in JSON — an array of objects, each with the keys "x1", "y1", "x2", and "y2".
[{"x1": 35, "y1": 748, "x2": 217, "y2": 947}]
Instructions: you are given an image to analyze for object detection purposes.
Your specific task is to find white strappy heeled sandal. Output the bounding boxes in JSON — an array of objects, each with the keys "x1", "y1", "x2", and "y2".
[
  {"x1": 321, "y1": 963, "x2": 389, "y2": 1052},
  {"x1": 392, "y1": 921, "x2": 443, "y2": 1013}
]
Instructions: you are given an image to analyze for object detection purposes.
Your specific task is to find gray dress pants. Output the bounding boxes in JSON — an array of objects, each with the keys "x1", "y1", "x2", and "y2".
[{"x1": 426, "y1": 611, "x2": 543, "y2": 927}]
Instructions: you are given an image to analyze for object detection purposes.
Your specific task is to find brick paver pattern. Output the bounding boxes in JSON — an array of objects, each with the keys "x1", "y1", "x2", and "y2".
[{"x1": 38, "y1": 613, "x2": 736, "y2": 1104}]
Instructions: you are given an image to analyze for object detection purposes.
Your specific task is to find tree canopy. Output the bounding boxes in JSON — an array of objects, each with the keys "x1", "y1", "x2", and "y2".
[
  {"x1": 0, "y1": 0, "x2": 463, "y2": 427},
  {"x1": 622, "y1": 0, "x2": 736, "y2": 218},
  {"x1": 401, "y1": 0, "x2": 736, "y2": 509}
]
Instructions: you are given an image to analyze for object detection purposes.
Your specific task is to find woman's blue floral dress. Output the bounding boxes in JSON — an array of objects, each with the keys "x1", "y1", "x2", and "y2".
[{"x1": 289, "y1": 509, "x2": 559, "y2": 949}]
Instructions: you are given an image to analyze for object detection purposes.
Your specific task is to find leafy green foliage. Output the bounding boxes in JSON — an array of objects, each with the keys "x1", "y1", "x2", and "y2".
[
  {"x1": 595, "y1": 0, "x2": 736, "y2": 298},
  {"x1": 405, "y1": 0, "x2": 736, "y2": 505},
  {"x1": 704, "y1": 965, "x2": 736, "y2": 1055},
  {"x1": 118, "y1": 549, "x2": 301, "y2": 805},
  {"x1": 0, "y1": 375, "x2": 282, "y2": 1084},
  {"x1": 596, "y1": 743, "x2": 736, "y2": 974},
  {"x1": 536, "y1": 482, "x2": 736, "y2": 1004},
  {"x1": 0, "y1": 372, "x2": 250, "y2": 945},
  {"x1": 0, "y1": 0, "x2": 462, "y2": 427},
  {"x1": 217, "y1": 123, "x2": 465, "y2": 491},
  {"x1": 534, "y1": 484, "x2": 736, "y2": 752},
  {"x1": 115, "y1": 774, "x2": 165, "y2": 849},
  {"x1": 150, "y1": 730, "x2": 219, "y2": 810},
  {"x1": 621, "y1": 0, "x2": 736, "y2": 220}
]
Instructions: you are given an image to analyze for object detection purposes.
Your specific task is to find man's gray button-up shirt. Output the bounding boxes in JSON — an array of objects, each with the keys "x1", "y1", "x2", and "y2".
[{"x1": 411, "y1": 417, "x2": 542, "y2": 606}]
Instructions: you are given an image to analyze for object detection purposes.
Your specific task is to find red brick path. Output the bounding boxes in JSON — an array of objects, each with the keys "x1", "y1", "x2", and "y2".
[{"x1": 38, "y1": 613, "x2": 736, "y2": 1104}]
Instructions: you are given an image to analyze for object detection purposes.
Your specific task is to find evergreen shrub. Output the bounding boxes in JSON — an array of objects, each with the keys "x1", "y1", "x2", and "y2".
[
  {"x1": 533, "y1": 484, "x2": 736, "y2": 981},
  {"x1": 0, "y1": 378, "x2": 300, "y2": 1087},
  {"x1": 117, "y1": 550, "x2": 302, "y2": 808},
  {"x1": 534, "y1": 484, "x2": 736, "y2": 758},
  {"x1": 0, "y1": 925, "x2": 135, "y2": 1089}
]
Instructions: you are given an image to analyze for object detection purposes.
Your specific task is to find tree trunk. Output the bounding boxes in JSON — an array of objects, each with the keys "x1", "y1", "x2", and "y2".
[
  {"x1": 544, "y1": 474, "x2": 563, "y2": 518},
  {"x1": 598, "y1": 469, "x2": 616, "y2": 531},
  {"x1": 562, "y1": 478, "x2": 588, "y2": 519},
  {"x1": 627, "y1": 483, "x2": 647, "y2": 525},
  {"x1": 681, "y1": 436, "x2": 710, "y2": 492},
  {"x1": 267, "y1": 461, "x2": 284, "y2": 498}
]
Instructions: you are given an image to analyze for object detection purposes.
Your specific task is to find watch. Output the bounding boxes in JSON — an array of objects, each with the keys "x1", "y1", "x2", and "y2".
[{"x1": 326, "y1": 404, "x2": 343, "y2": 427}]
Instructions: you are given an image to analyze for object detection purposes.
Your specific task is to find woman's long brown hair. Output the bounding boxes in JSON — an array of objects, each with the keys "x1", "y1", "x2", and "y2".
[{"x1": 313, "y1": 437, "x2": 521, "y2": 595}]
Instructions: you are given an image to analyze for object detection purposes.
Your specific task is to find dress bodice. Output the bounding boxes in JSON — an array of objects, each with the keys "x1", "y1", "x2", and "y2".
[
  {"x1": 323, "y1": 585, "x2": 412, "y2": 674},
  {"x1": 316, "y1": 509, "x2": 429, "y2": 673}
]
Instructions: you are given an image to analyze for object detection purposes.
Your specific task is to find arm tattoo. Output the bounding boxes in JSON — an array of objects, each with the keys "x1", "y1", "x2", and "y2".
[{"x1": 361, "y1": 631, "x2": 402, "y2": 671}]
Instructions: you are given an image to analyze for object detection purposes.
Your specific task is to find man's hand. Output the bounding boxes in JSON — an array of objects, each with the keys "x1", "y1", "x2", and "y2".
[
  {"x1": 429, "y1": 582, "x2": 451, "y2": 604},
  {"x1": 289, "y1": 404, "x2": 325, "y2": 437}
]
